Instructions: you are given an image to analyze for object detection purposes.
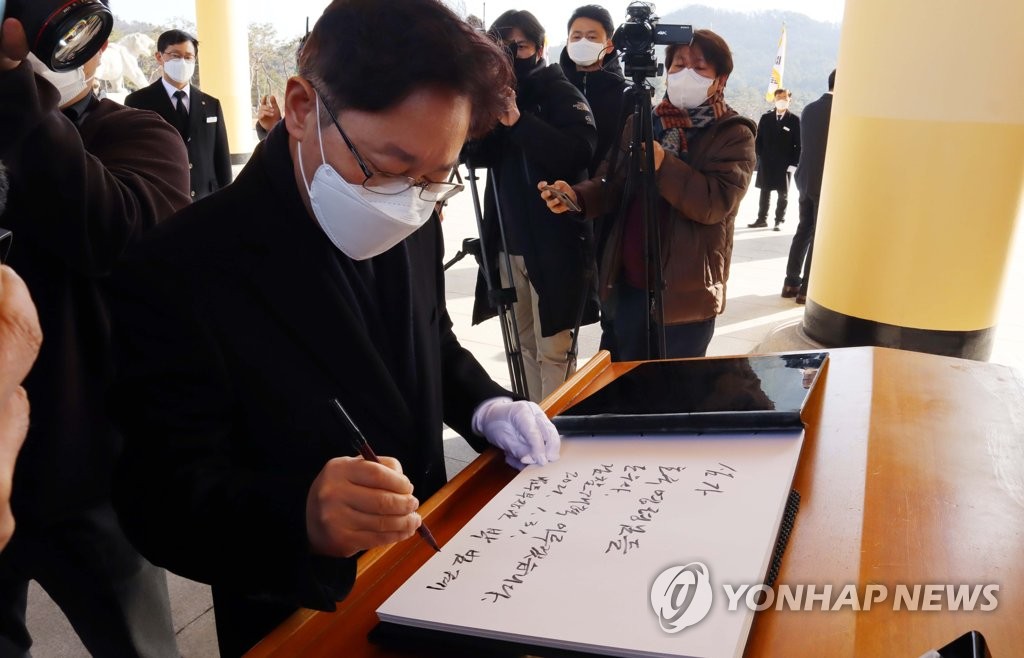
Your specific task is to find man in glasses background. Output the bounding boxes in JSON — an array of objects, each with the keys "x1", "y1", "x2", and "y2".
[
  {"x1": 467, "y1": 9, "x2": 599, "y2": 403},
  {"x1": 109, "y1": 1, "x2": 562, "y2": 655},
  {"x1": 126, "y1": 29, "x2": 233, "y2": 201}
]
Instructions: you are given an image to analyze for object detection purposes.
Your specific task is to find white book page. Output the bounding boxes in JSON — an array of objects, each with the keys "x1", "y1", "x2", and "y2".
[{"x1": 378, "y1": 431, "x2": 804, "y2": 658}]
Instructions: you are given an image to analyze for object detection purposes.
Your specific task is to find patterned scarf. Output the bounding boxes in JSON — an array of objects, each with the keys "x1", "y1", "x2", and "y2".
[{"x1": 653, "y1": 85, "x2": 727, "y2": 159}]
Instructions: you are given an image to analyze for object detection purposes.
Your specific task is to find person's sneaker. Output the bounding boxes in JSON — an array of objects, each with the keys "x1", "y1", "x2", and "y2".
[
  {"x1": 747, "y1": 220, "x2": 768, "y2": 228},
  {"x1": 781, "y1": 284, "x2": 799, "y2": 298},
  {"x1": 774, "y1": 220, "x2": 784, "y2": 231},
  {"x1": 795, "y1": 290, "x2": 807, "y2": 304}
]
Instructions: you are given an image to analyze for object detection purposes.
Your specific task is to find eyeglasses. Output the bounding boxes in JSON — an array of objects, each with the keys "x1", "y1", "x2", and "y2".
[
  {"x1": 162, "y1": 52, "x2": 196, "y2": 62},
  {"x1": 317, "y1": 95, "x2": 463, "y2": 204}
]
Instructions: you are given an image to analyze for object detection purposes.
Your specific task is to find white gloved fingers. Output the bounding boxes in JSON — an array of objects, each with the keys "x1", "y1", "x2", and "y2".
[
  {"x1": 504, "y1": 452, "x2": 528, "y2": 471},
  {"x1": 475, "y1": 397, "x2": 558, "y2": 470},
  {"x1": 509, "y1": 403, "x2": 549, "y2": 466},
  {"x1": 532, "y1": 406, "x2": 561, "y2": 463}
]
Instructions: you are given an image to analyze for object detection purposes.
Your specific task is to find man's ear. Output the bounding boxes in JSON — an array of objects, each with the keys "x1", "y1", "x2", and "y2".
[{"x1": 284, "y1": 76, "x2": 316, "y2": 141}]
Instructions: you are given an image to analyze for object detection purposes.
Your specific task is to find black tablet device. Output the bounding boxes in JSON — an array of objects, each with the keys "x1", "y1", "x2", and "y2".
[{"x1": 552, "y1": 352, "x2": 828, "y2": 435}]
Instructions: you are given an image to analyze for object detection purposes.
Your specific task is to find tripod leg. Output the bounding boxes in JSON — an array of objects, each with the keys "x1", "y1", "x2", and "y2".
[{"x1": 464, "y1": 165, "x2": 530, "y2": 400}]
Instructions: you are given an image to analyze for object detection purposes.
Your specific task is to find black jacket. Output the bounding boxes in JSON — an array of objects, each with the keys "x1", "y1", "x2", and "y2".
[
  {"x1": 558, "y1": 48, "x2": 631, "y2": 177},
  {"x1": 109, "y1": 125, "x2": 508, "y2": 636},
  {"x1": 755, "y1": 109, "x2": 801, "y2": 191},
  {"x1": 794, "y1": 93, "x2": 832, "y2": 199},
  {"x1": 467, "y1": 62, "x2": 599, "y2": 337},
  {"x1": 125, "y1": 80, "x2": 233, "y2": 200},
  {"x1": 0, "y1": 61, "x2": 191, "y2": 524}
]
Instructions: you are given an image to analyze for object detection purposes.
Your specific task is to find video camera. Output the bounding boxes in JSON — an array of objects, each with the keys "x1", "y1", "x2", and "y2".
[
  {"x1": 2, "y1": 0, "x2": 113, "y2": 71},
  {"x1": 612, "y1": 1, "x2": 693, "y2": 79}
]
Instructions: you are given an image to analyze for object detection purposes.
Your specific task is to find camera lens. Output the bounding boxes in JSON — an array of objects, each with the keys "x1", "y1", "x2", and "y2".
[{"x1": 7, "y1": 0, "x2": 114, "y2": 71}]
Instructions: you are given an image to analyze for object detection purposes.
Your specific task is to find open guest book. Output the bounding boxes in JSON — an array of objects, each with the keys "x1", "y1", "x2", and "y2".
[{"x1": 376, "y1": 354, "x2": 828, "y2": 657}]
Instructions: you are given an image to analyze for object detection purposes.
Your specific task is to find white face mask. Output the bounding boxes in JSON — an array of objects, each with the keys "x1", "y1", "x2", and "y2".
[
  {"x1": 27, "y1": 53, "x2": 92, "y2": 107},
  {"x1": 297, "y1": 98, "x2": 435, "y2": 261},
  {"x1": 566, "y1": 39, "x2": 607, "y2": 67},
  {"x1": 666, "y1": 67, "x2": 713, "y2": 110},
  {"x1": 775, "y1": 99, "x2": 790, "y2": 111},
  {"x1": 162, "y1": 58, "x2": 196, "y2": 85}
]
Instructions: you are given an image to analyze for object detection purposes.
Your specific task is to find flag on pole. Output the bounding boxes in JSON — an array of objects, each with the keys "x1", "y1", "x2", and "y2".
[{"x1": 765, "y1": 24, "x2": 787, "y2": 101}]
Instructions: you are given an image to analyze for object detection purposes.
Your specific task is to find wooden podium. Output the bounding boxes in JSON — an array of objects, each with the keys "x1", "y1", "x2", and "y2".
[{"x1": 248, "y1": 347, "x2": 1024, "y2": 657}]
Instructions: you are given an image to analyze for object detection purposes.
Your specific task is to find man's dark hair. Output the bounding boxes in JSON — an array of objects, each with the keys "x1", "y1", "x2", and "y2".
[
  {"x1": 566, "y1": 5, "x2": 614, "y2": 39},
  {"x1": 488, "y1": 10, "x2": 545, "y2": 52},
  {"x1": 157, "y1": 29, "x2": 199, "y2": 55},
  {"x1": 666, "y1": 29, "x2": 733, "y2": 79},
  {"x1": 298, "y1": 0, "x2": 512, "y2": 139},
  {"x1": 828, "y1": 69, "x2": 836, "y2": 91}
]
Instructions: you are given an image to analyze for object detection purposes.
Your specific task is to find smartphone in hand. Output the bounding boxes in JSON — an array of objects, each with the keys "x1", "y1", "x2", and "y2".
[{"x1": 541, "y1": 185, "x2": 581, "y2": 213}]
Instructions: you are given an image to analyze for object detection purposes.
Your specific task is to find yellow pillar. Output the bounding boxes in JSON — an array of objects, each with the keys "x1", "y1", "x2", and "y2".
[
  {"x1": 194, "y1": 0, "x2": 253, "y2": 159},
  {"x1": 803, "y1": 0, "x2": 1024, "y2": 360}
]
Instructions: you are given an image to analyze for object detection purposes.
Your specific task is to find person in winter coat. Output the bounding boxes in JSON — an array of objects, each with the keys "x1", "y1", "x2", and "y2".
[
  {"x1": 540, "y1": 29, "x2": 756, "y2": 361},
  {"x1": 468, "y1": 9, "x2": 598, "y2": 403},
  {"x1": 750, "y1": 88, "x2": 801, "y2": 229},
  {"x1": 560, "y1": 5, "x2": 633, "y2": 355}
]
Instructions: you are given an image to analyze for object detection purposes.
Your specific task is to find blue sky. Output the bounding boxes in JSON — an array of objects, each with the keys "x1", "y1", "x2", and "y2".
[{"x1": 114, "y1": 1, "x2": 845, "y2": 41}]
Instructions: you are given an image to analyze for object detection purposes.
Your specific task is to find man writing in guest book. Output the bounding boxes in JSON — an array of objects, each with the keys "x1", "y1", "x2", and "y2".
[{"x1": 107, "y1": 1, "x2": 562, "y2": 656}]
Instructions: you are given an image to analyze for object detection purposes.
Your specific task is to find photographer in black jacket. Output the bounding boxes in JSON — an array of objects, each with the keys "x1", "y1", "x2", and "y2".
[
  {"x1": 0, "y1": 16, "x2": 189, "y2": 655},
  {"x1": 470, "y1": 9, "x2": 599, "y2": 402}
]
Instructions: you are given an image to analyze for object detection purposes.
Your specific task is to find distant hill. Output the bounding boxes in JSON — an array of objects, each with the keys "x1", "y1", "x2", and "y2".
[{"x1": 551, "y1": 4, "x2": 840, "y2": 121}]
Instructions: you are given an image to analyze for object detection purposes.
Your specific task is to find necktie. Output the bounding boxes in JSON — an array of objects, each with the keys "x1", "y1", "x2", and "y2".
[{"x1": 173, "y1": 90, "x2": 189, "y2": 136}]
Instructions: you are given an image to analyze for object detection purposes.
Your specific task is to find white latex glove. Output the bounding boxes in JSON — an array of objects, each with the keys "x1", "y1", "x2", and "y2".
[{"x1": 472, "y1": 397, "x2": 560, "y2": 470}]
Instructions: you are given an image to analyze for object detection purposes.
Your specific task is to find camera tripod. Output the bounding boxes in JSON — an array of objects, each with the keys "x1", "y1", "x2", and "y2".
[
  {"x1": 461, "y1": 166, "x2": 531, "y2": 400},
  {"x1": 606, "y1": 77, "x2": 668, "y2": 360}
]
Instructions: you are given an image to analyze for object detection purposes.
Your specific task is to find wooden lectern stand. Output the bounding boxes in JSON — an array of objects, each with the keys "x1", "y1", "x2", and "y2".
[{"x1": 248, "y1": 347, "x2": 1024, "y2": 657}]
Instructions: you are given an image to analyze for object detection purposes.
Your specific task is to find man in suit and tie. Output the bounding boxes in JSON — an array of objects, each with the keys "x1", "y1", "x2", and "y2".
[
  {"x1": 783, "y1": 70, "x2": 835, "y2": 304},
  {"x1": 109, "y1": 1, "x2": 561, "y2": 655},
  {"x1": 125, "y1": 30, "x2": 232, "y2": 201},
  {"x1": 750, "y1": 88, "x2": 801, "y2": 230}
]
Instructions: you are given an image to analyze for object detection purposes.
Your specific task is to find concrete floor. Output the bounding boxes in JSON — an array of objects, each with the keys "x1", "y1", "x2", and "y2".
[{"x1": 24, "y1": 173, "x2": 1024, "y2": 656}]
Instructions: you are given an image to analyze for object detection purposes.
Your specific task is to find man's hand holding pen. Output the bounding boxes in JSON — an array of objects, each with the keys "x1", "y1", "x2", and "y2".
[{"x1": 305, "y1": 456, "x2": 422, "y2": 558}]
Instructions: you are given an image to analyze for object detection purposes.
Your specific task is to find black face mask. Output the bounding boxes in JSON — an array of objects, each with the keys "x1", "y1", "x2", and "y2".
[{"x1": 513, "y1": 54, "x2": 539, "y2": 80}]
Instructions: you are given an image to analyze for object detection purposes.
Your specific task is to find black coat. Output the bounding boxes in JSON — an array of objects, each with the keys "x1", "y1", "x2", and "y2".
[
  {"x1": 558, "y1": 48, "x2": 631, "y2": 177},
  {"x1": 125, "y1": 80, "x2": 233, "y2": 200},
  {"x1": 467, "y1": 62, "x2": 599, "y2": 337},
  {"x1": 0, "y1": 61, "x2": 191, "y2": 523},
  {"x1": 755, "y1": 109, "x2": 801, "y2": 191},
  {"x1": 109, "y1": 125, "x2": 507, "y2": 620},
  {"x1": 794, "y1": 93, "x2": 832, "y2": 199}
]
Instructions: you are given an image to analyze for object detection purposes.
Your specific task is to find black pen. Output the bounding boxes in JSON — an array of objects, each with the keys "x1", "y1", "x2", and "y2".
[{"x1": 329, "y1": 398, "x2": 441, "y2": 552}]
